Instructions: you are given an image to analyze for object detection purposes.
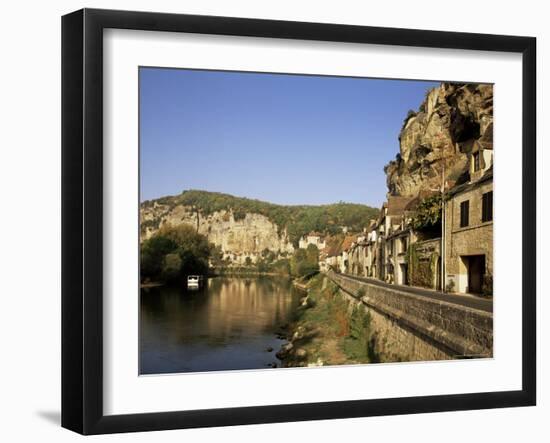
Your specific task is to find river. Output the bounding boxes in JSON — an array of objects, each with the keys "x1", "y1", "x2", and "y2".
[{"x1": 139, "y1": 276, "x2": 302, "y2": 374}]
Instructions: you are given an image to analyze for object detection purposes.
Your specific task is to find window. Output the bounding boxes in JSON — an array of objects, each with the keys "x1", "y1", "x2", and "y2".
[
  {"x1": 482, "y1": 191, "x2": 493, "y2": 222},
  {"x1": 400, "y1": 237, "x2": 407, "y2": 253},
  {"x1": 473, "y1": 152, "x2": 481, "y2": 172},
  {"x1": 460, "y1": 200, "x2": 470, "y2": 227}
]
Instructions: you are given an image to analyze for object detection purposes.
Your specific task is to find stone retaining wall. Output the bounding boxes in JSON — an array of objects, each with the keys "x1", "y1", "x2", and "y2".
[{"x1": 327, "y1": 272, "x2": 493, "y2": 359}]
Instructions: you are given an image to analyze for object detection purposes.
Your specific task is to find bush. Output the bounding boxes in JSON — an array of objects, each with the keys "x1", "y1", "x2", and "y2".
[
  {"x1": 445, "y1": 279, "x2": 456, "y2": 293},
  {"x1": 411, "y1": 195, "x2": 443, "y2": 231}
]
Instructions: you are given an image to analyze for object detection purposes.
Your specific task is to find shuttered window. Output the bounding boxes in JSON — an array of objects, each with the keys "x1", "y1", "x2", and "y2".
[
  {"x1": 482, "y1": 191, "x2": 493, "y2": 222},
  {"x1": 460, "y1": 200, "x2": 469, "y2": 227}
]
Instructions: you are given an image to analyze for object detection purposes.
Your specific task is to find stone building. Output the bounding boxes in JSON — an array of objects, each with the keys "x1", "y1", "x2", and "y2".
[
  {"x1": 298, "y1": 232, "x2": 326, "y2": 250},
  {"x1": 364, "y1": 223, "x2": 378, "y2": 278},
  {"x1": 386, "y1": 227, "x2": 414, "y2": 285},
  {"x1": 348, "y1": 235, "x2": 368, "y2": 276},
  {"x1": 444, "y1": 148, "x2": 493, "y2": 295},
  {"x1": 339, "y1": 235, "x2": 358, "y2": 273},
  {"x1": 320, "y1": 150, "x2": 492, "y2": 298},
  {"x1": 379, "y1": 196, "x2": 417, "y2": 283}
]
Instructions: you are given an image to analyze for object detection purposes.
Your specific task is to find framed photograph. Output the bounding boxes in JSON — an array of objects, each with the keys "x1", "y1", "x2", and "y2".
[{"x1": 61, "y1": 8, "x2": 536, "y2": 435}]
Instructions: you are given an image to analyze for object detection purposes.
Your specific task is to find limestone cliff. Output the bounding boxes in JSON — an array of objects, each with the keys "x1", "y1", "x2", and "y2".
[
  {"x1": 385, "y1": 83, "x2": 493, "y2": 197},
  {"x1": 141, "y1": 204, "x2": 295, "y2": 260},
  {"x1": 140, "y1": 190, "x2": 378, "y2": 263}
]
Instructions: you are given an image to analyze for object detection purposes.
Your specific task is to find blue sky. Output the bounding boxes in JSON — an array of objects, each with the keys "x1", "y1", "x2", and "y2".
[{"x1": 140, "y1": 67, "x2": 439, "y2": 208}]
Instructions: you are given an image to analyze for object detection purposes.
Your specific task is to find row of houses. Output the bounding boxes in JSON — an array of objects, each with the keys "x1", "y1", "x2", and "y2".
[{"x1": 320, "y1": 145, "x2": 494, "y2": 296}]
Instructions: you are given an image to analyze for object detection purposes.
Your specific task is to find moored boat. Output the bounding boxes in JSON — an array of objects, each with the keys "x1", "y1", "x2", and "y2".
[{"x1": 187, "y1": 275, "x2": 204, "y2": 289}]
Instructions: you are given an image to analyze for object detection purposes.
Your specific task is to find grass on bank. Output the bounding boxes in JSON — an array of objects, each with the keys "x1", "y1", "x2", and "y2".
[{"x1": 282, "y1": 275, "x2": 379, "y2": 367}]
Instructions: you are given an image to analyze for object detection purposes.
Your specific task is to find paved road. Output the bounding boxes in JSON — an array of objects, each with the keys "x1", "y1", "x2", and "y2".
[{"x1": 336, "y1": 273, "x2": 493, "y2": 314}]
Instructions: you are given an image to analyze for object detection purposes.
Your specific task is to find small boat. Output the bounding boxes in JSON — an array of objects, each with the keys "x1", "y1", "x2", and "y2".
[{"x1": 187, "y1": 275, "x2": 204, "y2": 289}]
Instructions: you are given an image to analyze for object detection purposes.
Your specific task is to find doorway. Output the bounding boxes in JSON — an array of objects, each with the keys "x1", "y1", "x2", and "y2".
[
  {"x1": 399, "y1": 263, "x2": 408, "y2": 285},
  {"x1": 465, "y1": 255, "x2": 485, "y2": 294}
]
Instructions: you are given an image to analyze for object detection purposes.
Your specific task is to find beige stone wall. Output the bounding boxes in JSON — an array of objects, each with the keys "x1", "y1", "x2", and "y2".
[
  {"x1": 328, "y1": 271, "x2": 493, "y2": 358},
  {"x1": 445, "y1": 180, "x2": 493, "y2": 293},
  {"x1": 367, "y1": 306, "x2": 451, "y2": 362},
  {"x1": 338, "y1": 288, "x2": 450, "y2": 362},
  {"x1": 408, "y1": 238, "x2": 441, "y2": 290}
]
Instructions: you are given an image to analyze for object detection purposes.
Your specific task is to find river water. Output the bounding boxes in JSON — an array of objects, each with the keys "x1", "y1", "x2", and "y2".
[{"x1": 140, "y1": 276, "x2": 302, "y2": 374}]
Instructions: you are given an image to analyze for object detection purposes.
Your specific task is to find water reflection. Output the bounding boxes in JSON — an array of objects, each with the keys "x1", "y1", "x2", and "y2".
[{"x1": 140, "y1": 276, "x2": 301, "y2": 374}]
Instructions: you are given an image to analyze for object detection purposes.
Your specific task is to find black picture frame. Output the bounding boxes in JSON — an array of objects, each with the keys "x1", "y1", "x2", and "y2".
[{"x1": 62, "y1": 8, "x2": 537, "y2": 435}]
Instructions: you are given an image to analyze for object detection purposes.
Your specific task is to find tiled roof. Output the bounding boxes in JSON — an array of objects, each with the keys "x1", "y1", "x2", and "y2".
[{"x1": 341, "y1": 235, "x2": 358, "y2": 252}]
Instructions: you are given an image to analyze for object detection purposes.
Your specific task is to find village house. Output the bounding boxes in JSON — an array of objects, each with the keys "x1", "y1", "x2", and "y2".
[
  {"x1": 385, "y1": 221, "x2": 415, "y2": 286},
  {"x1": 323, "y1": 147, "x2": 493, "y2": 299},
  {"x1": 330, "y1": 193, "x2": 445, "y2": 291},
  {"x1": 318, "y1": 249, "x2": 329, "y2": 272},
  {"x1": 298, "y1": 232, "x2": 326, "y2": 250},
  {"x1": 376, "y1": 196, "x2": 417, "y2": 283},
  {"x1": 322, "y1": 238, "x2": 341, "y2": 272},
  {"x1": 364, "y1": 223, "x2": 379, "y2": 278},
  {"x1": 347, "y1": 234, "x2": 367, "y2": 276},
  {"x1": 444, "y1": 143, "x2": 493, "y2": 295},
  {"x1": 338, "y1": 235, "x2": 358, "y2": 273}
]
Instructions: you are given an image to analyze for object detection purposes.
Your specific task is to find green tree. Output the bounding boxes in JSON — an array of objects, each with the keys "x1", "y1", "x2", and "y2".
[
  {"x1": 306, "y1": 244, "x2": 319, "y2": 265},
  {"x1": 290, "y1": 246, "x2": 319, "y2": 277},
  {"x1": 271, "y1": 258, "x2": 291, "y2": 275},
  {"x1": 411, "y1": 194, "x2": 443, "y2": 231},
  {"x1": 140, "y1": 223, "x2": 211, "y2": 283},
  {"x1": 162, "y1": 253, "x2": 182, "y2": 282},
  {"x1": 140, "y1": 235, "x2": 177, "y2": 280}
]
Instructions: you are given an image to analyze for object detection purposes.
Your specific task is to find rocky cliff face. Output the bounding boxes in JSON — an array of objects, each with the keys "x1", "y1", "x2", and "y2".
[
  {"x1": 141, "y1": 203, "x2": 295, "y2": 258},
  {"x1": 385, "y1": 83, "x2": 493, "y2": 197}
]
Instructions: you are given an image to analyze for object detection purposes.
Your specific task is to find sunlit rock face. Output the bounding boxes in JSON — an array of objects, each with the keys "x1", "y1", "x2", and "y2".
[
  {"x1": 385, "y1": 83, "x2": 493, "y2": 197},
  {"x1": 140, "y1": 204, "x2": 294, "y2": 256}
]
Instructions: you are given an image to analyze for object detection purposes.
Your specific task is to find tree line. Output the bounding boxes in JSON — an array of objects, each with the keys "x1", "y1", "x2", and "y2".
[{"x1": 140, "y1": 223, "x2": 320, "y2": 284}]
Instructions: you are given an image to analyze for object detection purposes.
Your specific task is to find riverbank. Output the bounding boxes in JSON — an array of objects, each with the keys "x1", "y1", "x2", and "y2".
[
  {"x1": 276, "y1": 274, "x2": 378, "y2": 368},
  {"x1": 209, "y1": 270, "x2": 289, "y2": 278},
  {"x1": 291, "y1": 278, "x2": 310, "y2": 292},
  {"x1": 140, "y1": 271, "x2": 287, "y2": 288},
  {"x1": 140, "y1": 281, "x2": 164, "y2": 289}
]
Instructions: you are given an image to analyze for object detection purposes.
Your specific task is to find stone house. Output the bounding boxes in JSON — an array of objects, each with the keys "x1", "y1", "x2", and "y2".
[
  {"x1": 318, "y1": 248, "x2": 328, "y2": 272},
  {"x1": 339, "y1": 235, "x2": 358, "y2": 273},
  {"x1": 364, "y1": 225, "x2": 377, "y2": 278},
  {"x1": 379, "y1": 196, "x2": 417, "y2": 283},
  {"x1": 444, "y1": 147, "x2": 493, "y2": 295},
  {"x1": 359, "y1": 221, "x2": 379, "y2": 278},
  {"x1": 348, "y1": 235, "x2": 367, "y2": 276},
  {"x1": 386, "y1": 226, "x2": 415, "y2": 285},
  {"x1": 298, "y1": 231, "x2": 326, "y2": 250}
]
